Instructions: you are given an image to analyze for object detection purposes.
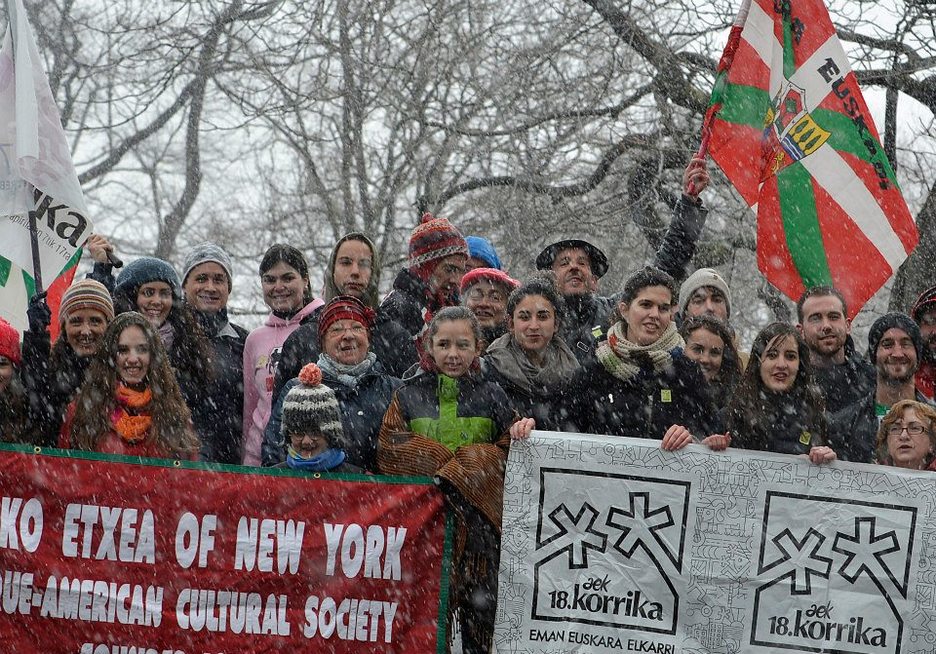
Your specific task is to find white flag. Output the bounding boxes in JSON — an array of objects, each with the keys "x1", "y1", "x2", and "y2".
[{"x1": 0, "y1": 0, "x2": 91, "y2": 284}]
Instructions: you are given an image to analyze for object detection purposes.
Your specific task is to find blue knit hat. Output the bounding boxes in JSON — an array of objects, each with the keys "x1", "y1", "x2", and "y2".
[
  {"x1": 114, "y1": 257, "x2": 183, "y2": 306},
  {"x1": 466, "y1": 236, "x2": 502, "y2": 270}
]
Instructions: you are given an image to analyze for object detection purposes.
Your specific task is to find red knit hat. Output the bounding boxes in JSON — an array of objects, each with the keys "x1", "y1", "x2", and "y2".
[
  {"x1": 0, "y1": 317, "x2": 21, "y2": 366},
  {"x1": 318, "y1": 295, "x2": 376, "y2": 340},
  {"x1": 408, "y1": 212, "x2": 469, "y2": 276},
  {"x1": 460, "y1": 267, "x2": 519, "y2": 295}
]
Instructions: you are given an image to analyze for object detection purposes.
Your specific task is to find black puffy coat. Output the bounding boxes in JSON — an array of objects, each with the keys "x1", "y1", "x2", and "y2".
[{"x1": 560, "y1": 351, "x2": 718, "y2": 440}]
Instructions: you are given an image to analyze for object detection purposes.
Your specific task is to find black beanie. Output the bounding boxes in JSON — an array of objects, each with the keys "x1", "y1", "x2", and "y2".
[{"x1": 867, "y1": 312, "x2": 923, "y2": 362}]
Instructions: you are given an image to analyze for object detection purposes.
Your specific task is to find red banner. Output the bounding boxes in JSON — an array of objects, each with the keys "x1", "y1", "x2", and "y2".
[{"x1": 0, "y1": 445, "x2": 451, "y2": 653}]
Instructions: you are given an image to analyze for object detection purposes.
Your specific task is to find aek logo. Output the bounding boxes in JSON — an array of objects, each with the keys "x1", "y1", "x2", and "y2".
[
  {"x1": 531, "y1": 468, "x2": 690, "y2": 635},
  {"x1": 751, "y1": 491, "x2": 917, "y2": 654}
]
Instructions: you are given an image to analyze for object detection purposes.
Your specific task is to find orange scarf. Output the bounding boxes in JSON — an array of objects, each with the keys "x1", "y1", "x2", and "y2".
[{"x1": 112, "y1": 384, "x2": 153, "y2": 443}]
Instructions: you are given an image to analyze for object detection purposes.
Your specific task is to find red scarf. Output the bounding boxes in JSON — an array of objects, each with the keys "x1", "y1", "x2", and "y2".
[{"x1": 112, "y1": 384, "x2": 153, "y2": 443}]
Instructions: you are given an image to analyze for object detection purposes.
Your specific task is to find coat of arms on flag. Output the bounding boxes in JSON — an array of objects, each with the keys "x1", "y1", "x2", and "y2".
[{"x1": 701, "y1": 0, "x2": 918, "y2": 317}]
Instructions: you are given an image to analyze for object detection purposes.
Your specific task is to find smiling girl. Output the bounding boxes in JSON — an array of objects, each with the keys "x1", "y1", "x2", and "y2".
[
  {"x1": 483, "y1": 272, "x2": 579, "y2": 428},
  {"x1": 242, "y1": 245, "x2": 324, "y2": 466},
  {"x1": 680, "y1": 314, "x2": 743, "y2": 411},
  {"x1": 723, "y1": 322, "x2": 835, "y2": 463},
  {"x1": 547, "y1": 266, "x2": 721, "y2": 448},
  {"x1": 378, "y1": 306, "x2": 515, "y2": 654},
  {"x1": 63, "y1": 312, "x2": 198, "y2": 459}
]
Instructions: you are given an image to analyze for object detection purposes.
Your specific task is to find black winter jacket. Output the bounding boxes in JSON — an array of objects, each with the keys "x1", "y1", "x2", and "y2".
[
  {"x1": 560, "y1": 351, "x2": 718, "y2": 440},
  {"x1": 482, "y1": 361, "x2": 570, "y2": 431},
  {"x1": 263, "y1": 362, "x2": 400, "y2": 471},
  {"x1": 194, "y1": 311, "x2": 248, "y2": 464},
  {"x1": 274, "y1": 305, "x2": 416, "y2": 402},
  {"x1": 21, "y1": 331, "x2": 90, "y2": 446},
  {"x1": 812, "y1": 336, "x2": 875, "y2": 415},
  {"x1": 723, "y1": 393, "x2": 827, "y2": 456}
]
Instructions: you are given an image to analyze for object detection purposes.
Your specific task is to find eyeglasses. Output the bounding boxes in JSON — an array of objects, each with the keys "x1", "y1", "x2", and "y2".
[
  {"x1": 467, "y1": 288, "x2": 505, "y2": 303},
  {"x1": 887, "y1": 423, "x2": 929, "y2": 437},
  {"x1": 326, "y1": 324, "x2": 366, "y2": 336}
]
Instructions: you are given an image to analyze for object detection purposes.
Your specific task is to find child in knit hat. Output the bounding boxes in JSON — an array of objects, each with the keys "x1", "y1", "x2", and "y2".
[
  {"x1": 274, "y1": 362, "x2": 364, "y2": 474},
  {"x1": 0, "y1": 317, "x2": 39, "y2": 444}
]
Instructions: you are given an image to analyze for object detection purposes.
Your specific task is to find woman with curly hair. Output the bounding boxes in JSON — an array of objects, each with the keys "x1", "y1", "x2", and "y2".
[
  {"x1": 876, "y1": 400, "x2": 936, "y2": 470},
  {"x1": 679, "y1": 314, "x2": 743, "y2": 411},
  {"x1": 62, "y1": 312, "x2": 198, "y2": 460},
  {"x1": 723, "y1": 322, "x2": 836, "y2": 464}
]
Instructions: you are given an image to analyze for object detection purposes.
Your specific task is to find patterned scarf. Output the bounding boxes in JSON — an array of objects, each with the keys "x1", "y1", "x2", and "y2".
[
  {"x1": 316, "y1": 352, "x2": 377, "y2": 390},
  {"x1": 596, "y1": 321, "x2": 684, "y2": 382},
  {"x1": 112, "y1": 384, "x2": 153, "y2": 443}
]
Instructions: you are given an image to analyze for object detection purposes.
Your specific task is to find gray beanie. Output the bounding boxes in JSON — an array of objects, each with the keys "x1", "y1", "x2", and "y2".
[
  {"x1": 867, "y1": 312, "x2": 923, "y2": 363},
  {"x1": 181, "y1": 242, "x2": 233, "y2": 290},
  {"x1": 678, "y1": 268, "x2": 732, "y2": 317},
  {"x1": 281, "y1": 363, "x2": 345, "y2": 448}
]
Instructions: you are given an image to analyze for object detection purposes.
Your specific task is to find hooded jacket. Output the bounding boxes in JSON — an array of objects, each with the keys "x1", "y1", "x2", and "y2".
[{"x1": 242, "y1": 299, "x2": 323, "y2": 466}]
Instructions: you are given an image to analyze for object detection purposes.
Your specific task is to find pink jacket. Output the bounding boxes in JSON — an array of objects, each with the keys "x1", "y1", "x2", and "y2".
[{"x1": 242, "y1": 300, "x2": 323, "y2": 465}]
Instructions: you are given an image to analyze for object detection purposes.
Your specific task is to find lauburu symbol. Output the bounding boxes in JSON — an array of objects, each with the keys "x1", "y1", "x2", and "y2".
[
  {"x1": 538, "y1": 502, "x2": 608, "y2": 568},
  {"x1": 832, "y1": 517, "x2": 906, "y2": 598},
  {"x1": 759, "y1": 528, "x2": 832, "y2": 594}
]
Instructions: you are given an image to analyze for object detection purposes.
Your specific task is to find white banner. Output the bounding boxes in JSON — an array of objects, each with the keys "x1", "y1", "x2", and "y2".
[
  {"x1": 0, "y1": 0, "x2": 90, "y2": 282},
  {"x1": 495, "y1": 431, "x2": 931, "y2": 654}
]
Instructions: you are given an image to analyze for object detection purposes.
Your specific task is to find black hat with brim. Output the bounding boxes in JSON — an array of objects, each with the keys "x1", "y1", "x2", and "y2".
[{"x1": 535, "y1": 239, "x2": 610, "y2": 279}]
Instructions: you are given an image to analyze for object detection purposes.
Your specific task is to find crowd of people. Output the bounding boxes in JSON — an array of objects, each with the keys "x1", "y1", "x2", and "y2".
[{"x1": 1, "y1": 160, "x2": 935, "y2": 653}]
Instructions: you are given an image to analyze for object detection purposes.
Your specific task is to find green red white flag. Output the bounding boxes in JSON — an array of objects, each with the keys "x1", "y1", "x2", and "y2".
[
  {"x1": 0, "y1": 0, "x2": 89, "y2": 333},
  {"x1": 703, "y1": 0, "x2": 918, "y2": 317}
]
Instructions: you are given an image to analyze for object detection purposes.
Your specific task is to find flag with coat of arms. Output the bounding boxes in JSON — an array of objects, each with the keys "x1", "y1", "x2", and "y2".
[
  {"x1": 0, "y1": 0, "x2": 91, "y2": 334},
  {"x1": 701, "y1": 0, "x2": 918, "y2": 318}
]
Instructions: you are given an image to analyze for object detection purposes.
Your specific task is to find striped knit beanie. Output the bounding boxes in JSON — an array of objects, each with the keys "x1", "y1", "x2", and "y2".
[
  {"x1": 60, "y1": 279, "x2": 115, "y2": 324},
  {"x1": 408, "y1": 212, "x2": 468, "y2": 278},
  {"x1": 281, "y1": 363, "x2": 345, "y2": 447}
]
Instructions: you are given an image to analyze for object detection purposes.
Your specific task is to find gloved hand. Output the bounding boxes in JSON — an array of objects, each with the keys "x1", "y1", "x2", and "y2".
[{"x1": 27, "y1": 291, "x2": 51, "y2": 333}]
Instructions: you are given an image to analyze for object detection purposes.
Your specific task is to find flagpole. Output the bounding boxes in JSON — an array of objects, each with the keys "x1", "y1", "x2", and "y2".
[
  {"x1": 695, "y1": 0, "x2": 753, "y2": 159},
  {"x1": 5, "y1": 0, "x2": 43, "y2": 292}
]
